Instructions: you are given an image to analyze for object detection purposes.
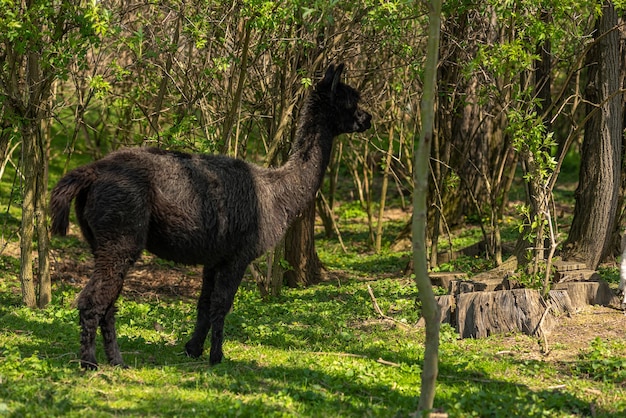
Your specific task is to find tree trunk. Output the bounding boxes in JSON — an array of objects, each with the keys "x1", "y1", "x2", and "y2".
[
  {"x1": 252, "y1": 239, "x2": 285, "y2": 300},
  {"x1": 221, "y1": 19, "x2": 252, "y2": 154},
  {"x1": 564, "y1": 2, "x2": 622, "y2": 270},
  {"x1": 413, "y1": 0, "x2": 442, "y2": 413},
  {"x1": 513, "y1": 15, "x2": 553, "y2": 275},
  {"x1": 611, "y1": 16, "x2": 626, "y2": 256},
  {"x1": 20, "y1": 124, "x2": 37, "y2": 308},
  {"x1": 284, "y1": 200, "x2": 325, "y2": 287},
  {"x1": 435, "y1": 6, "x2": 507, "y2": 263},
  {"x1": 150, "y1": 11, "x2": 182, "y2": 143},
  {"x1": 375, "y1": 118, "x2": 395, "y2": 253},
  {"x1": 36, "y1": 115, "x2": 51, "y2": 308},
  {"x1": 19, "y1": 113, "x2": 51, "y2": 308},
  {"x1": 7, "y1": 17, "x2": 56, "y2": 308}
]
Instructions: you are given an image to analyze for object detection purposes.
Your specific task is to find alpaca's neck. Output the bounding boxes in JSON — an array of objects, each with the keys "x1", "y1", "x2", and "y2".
[
  {"x1": 280, "y1": 124, "x2": 333, "y2": 220},
  {"x1": 254, "y1": 99, "x2": 335, "y2": 254}
]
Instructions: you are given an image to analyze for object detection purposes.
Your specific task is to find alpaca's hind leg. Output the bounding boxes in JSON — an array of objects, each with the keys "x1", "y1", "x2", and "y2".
[
  {"x1": 78, "y1": 277, "x2": 125, "y2": 369},
  {"x1": 185, "y1": 267, "x2": 215, "y2": 358},
  {"x1": 78, "y1": 248, "x2": 137, "y2": 369},
  {"x1": 77, "y1": 295, "x2": 101, "y2": 370},
  {"x1": 101, "y1": 303, "x2": 126, "y2": 367},
  {"x1": 207, "y1": 265, "x2": 246, "y2": 365}
]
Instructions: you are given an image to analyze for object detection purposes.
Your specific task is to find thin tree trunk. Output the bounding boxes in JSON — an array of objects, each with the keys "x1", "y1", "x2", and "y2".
[
  {"x1": 362, "y1": 141, "x2": 375, "y2": 247},
  {"x1": 36, "y1": 113, "x2": 51, "y2": 308},
  {"x1": 20, "y1": 124, "x2": 37, "y2": 308},
  {"x1": 413, "y1": 0, "x2": 442, "y2": 412},
  {"x1": 270, "y1": 238, "x2": 285, "y2": 296},
  {"x1": 221, "y1": 20, "x2": 252, "y2": 154},
  {"x1": 317, "y1": 141, "x2": 343, "y2": 238},
  {"x1": 20, "y1": 96, "x2": 52, "y2": 309},
  {"x1": 375, "y1": 119, "x2": 395, "y2": 253},
  {"x1": 514, "y1": 17, "x2": 553, "y2": 272},
  {"x1": 16, "y1": 45, "x2": 54, "y2": 309},
  {"x1": 150, "y1": 12, "x2": 182, "y2": 142},
  {"x1": 612, "y1": 16, "x2": 626, "y2": 256}
]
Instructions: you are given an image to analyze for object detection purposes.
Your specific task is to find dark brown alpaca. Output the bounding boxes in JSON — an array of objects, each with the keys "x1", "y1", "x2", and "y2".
[{"x1": 50, "y1": 63, "x2": 371, "y2": 369}]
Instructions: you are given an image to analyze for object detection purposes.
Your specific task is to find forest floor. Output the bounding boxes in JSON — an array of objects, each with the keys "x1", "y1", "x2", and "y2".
[{"x1": 9, "y1": 213, "x2": 623, "y2": 369}]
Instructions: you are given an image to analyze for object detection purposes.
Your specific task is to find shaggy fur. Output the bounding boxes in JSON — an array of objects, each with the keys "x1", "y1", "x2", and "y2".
[{"x1": 50, "y1": 64, "x2": 371, "y2": 369}]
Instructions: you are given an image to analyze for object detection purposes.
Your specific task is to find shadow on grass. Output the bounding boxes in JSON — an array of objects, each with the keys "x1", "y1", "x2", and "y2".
[{"x1": 436, "y1": 359, "x2": 601, "y2": 416}]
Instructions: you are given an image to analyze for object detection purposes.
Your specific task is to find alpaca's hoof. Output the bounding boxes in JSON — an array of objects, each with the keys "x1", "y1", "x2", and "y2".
[
  {"x1": 185, "y1": 341, "x2": 203, "y2": 358},
  {"x1": 80, "y1": 360, "x2": 99, "y2": 370},
  {"x1": 209, "y1": 348, "x2": 223, "y2": 365},
  {"x1": 111, "y1": 361, "x2": 129, "y2": 369}
]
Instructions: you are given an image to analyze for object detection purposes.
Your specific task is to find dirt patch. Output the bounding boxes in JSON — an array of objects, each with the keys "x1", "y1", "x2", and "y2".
[
  {"x1": 546, "y1": 305, "x2": 625, "y2": 361},
  {"x1": 491, "y1": 305, "x2": 626, "y2": 363},
  {"x1": 51, "y1": 247, "x2": 204, "y2": 301}
]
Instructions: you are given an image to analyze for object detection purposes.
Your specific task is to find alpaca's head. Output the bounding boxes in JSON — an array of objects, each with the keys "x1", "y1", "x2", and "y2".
[{"x1": 315, "y1": 63, "x2": 372, "y2": 135}]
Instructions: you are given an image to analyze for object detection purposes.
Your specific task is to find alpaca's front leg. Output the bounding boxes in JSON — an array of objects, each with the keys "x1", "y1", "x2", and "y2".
[
  {"x1": 207, "y1": 266, "x2": 246, "y2": 365},
  {"x1": 185, "y1": 267, "x2": 215, "y2": 358},
  {"x1": 209, "y1": 320, "x2": 225, "y2": 365},
  {"x1": 185, "y1": 307, "x2": 211, "y2": 358}
]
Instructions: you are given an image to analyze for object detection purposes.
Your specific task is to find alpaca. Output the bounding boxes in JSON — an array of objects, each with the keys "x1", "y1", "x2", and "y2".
[{"x1": 50, "y1": 63, "x2": 371, "y2": 369}]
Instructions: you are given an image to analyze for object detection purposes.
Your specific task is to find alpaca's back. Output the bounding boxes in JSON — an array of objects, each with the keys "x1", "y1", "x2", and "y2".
[{"x1": 74, "y1": 147, "x2": 261, "y2": 267}]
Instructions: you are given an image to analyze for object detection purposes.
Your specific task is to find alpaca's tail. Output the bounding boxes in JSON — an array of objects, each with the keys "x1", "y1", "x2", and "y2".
[{"x1": 50, "y1": 166, "x2": 96, "y2": 236}]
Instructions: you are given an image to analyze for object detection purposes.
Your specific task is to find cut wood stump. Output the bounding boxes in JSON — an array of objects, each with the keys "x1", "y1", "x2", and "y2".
[
  {"x1": 501, "y1": 276, "x2": 524, "y2": 290},
  {"x1": 434, "y1": 295, "x2": 456, "y2": 324},
  {"x1": 552, "y1": 260, "x2": 587, "y2": 273},
  {"x1": 456, "y1": 289, "x2": 554, "y2": 338},
  {"x1": 447, "y1": 275, "x2": 523, "y2": 295},
  {"x1": 555, "y1": 269, "x2": 599, "y2": 283},
  {"x1": 552, "y1": 280, "x2": 620, "y2": 309},
  {"x1": 423, "y1": 258, "x2": 621, "y2": 340},
  {"x1": 429, "y1": 272, "x2": 467, "y2": 290},
  {"x1": 547, "y1": 290, "x2": 575, "y2": 316},
  {"x1": 449, "y1": 280, "x2": 488, "y2": 295}
]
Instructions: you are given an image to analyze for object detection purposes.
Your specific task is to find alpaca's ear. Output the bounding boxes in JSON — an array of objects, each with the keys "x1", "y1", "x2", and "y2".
[
  {"x1": 322, "y1": 64, "x2": 336, "y2": 85},
  {"x1": 331, "y1": 63, "x2": 345, "y2": 95}
]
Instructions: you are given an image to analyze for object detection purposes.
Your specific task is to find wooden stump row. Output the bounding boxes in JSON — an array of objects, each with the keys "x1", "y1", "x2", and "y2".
[{"x1": 429, "y1": 261, "x2": 621, "y2": 339}]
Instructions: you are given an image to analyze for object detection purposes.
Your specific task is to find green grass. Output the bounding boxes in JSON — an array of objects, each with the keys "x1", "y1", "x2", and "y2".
[
  {"x1": 3, "y1": 200, "x2": 625, "y2": 416},
  {"x1": 2, "y1": 255, "x2": 626, "y2": 417}
]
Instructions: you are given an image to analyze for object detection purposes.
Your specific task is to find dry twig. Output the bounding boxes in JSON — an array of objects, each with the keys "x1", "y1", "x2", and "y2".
[{"x1": 367, "y1": 285, "x2": 411, "y2": 329}]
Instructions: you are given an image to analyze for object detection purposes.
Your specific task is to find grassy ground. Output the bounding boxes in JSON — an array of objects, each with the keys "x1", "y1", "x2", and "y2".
[{"x1": 2, "y1": 219, "x2": 626, "y2": 416}]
